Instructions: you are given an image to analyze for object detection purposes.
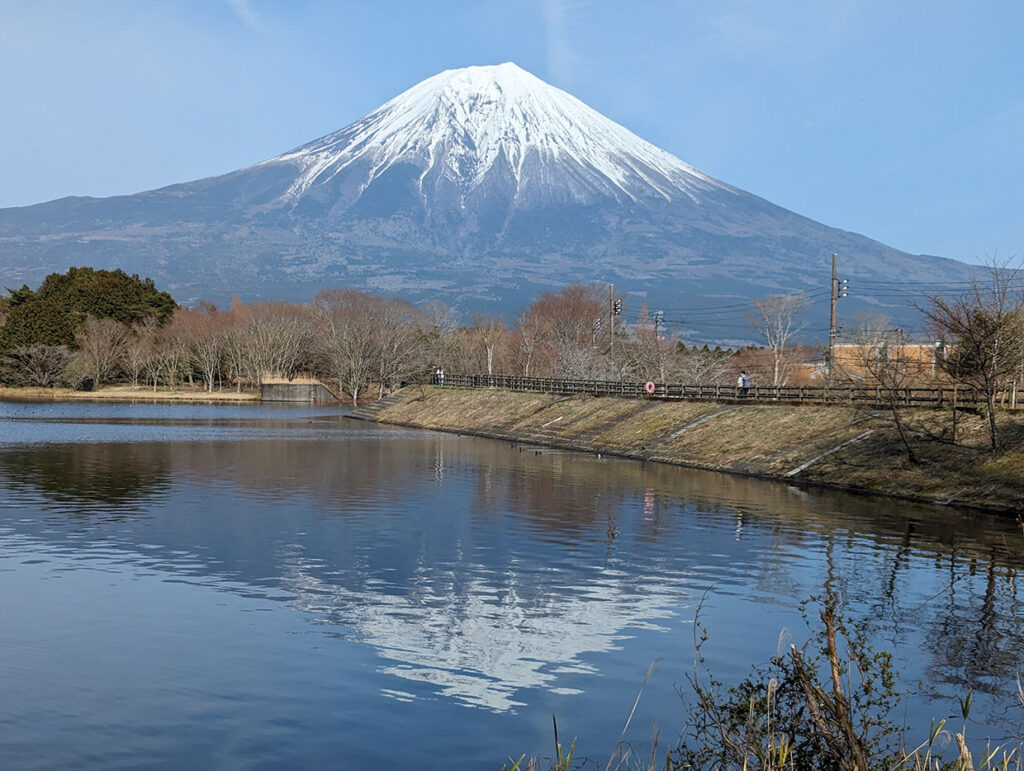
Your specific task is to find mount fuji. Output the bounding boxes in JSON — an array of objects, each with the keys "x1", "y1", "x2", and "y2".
[{"x1": 0, "y1": 62, "x2": 971, "y2": 333}]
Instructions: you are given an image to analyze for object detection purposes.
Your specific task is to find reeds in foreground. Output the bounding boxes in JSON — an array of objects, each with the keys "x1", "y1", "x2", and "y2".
[{"x1": 504, "y1": 590, "x2": 1023, "y2": 770}]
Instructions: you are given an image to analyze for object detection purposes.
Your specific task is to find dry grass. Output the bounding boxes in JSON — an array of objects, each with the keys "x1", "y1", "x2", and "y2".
[
  {"x1": 507, "y1": 396, "x2": 642, "y2": 436},
  {"x1": 807, "y1": 410, "x2": 1024, "y2": 509},
  {"x1": 656, "y1": 405, "x2": 868, "y2": 472},
  {"x1": 0, "y1": 385, "x2": 259, "y2": 403},
  {"x1": 585, "y1": 401, "x2": 718, "y2": 456},
  {"x1": 381, "y1": 387, "x2": 555, "y2": 431}
]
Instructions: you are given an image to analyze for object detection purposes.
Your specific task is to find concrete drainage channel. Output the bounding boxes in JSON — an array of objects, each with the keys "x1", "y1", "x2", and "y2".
[{"x1": 260, "y1": 382, "x2": 339, "y2": 404}]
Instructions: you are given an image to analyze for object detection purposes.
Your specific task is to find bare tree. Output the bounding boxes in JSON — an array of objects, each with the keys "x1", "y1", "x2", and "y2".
[
  {"x1": 841, "y1": 314, "x2": 917, "y2": 463},
  {"x1": 528, "y1": 283, "x2": 609, "y2": 378},
  {"x1": 511, "y1": 308, "x2": 545, "y2": 377},
  {"x1": 421, "y1": 301, "x2": 460, "y2": 373},
  {"x1": 241, "y1": 314, "x2": 276, "y2": 388},
  {"x1": 222, "y1": 302, "x2": 313, "y2": 390},
  {"x1": 222, "y1": 300, "x2": 250, "y2": 392},
  {"x1": 534, "y1": 283, "x2": 605, "y2": 350},
  {"x1": 121, "y1": 317, "x2": 158, "y2": 390},
  {"x1": 625, "y1": 303, "x2": 677, "y2": 382},
  {"x1": 374, "y1": 298, "x2": 423, "y2": 398},
  {"x1": 188, "y1": 309, "x2": 229, "y2": 392},
  {"x1": 469, "y1": 313, "x2": 506, "y2": 377},
  {"x1": 2, "y1": 345, "x2": 70, "y2": 387},
  {"x1": 76, "y1": 316, "x2": 129, "y2": 387},
  {"x1": 165, "y1": 308, "x2": 224, "y2": 392},
  {"x1": 920, "y1": 261, "x2": 1024, "y2": 450},
  {"x1": 680, "y1": 346, "x2": 732, "y2": 386},
  {"x1": 142, "y1": 343, "x2": 164, "y2": 391},
  {"x1": 748, "y1": 293, "x2": 808, "y2": 386},
  {"x1": 151, "y1": 323, "x2": 189, "y2": 391},
  {"x1": 270, "y1": 303, "x2": 317, "y2": 381},
  {"x1": 315, "y1": 289, "x2": 379, "y2": 405}
]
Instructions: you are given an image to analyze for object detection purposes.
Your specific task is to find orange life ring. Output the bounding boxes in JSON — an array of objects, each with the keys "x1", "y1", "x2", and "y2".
[{"x1": 644, "y1": 381, "x2": 655, "y2": 394}]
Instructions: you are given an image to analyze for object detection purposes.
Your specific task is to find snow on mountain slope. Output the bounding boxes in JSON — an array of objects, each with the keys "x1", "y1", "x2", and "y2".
[
  {"x1": 261, "y1": 63, "x2": 729, "y2": 208},
  {"x1": 0, "y1": 61, "x2": 975, "y2": 325}
]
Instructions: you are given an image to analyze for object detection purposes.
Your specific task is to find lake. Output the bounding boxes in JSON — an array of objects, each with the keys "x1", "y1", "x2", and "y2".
[{"x1": 0, "y1": 400, "x2": 1021, "y2": 768}]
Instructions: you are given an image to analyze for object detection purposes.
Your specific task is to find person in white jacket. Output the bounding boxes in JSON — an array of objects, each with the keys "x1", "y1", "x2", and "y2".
[{"x1": 737, "y1": 371, "x2": 750, "y2": 396}]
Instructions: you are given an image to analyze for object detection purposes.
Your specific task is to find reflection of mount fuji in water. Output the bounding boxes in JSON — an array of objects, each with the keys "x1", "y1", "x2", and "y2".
[
  {"x1": 1, "y1": 418, "x2": 1022, "y2": 715},
  {"x1": 280, "y1": 547, "x2": 684, "y2": 711}
]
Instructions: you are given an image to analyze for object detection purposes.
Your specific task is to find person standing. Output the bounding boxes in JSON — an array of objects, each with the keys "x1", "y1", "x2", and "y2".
[{"x1": 737, "y1": 371, "x2": 750, "y2": 397}]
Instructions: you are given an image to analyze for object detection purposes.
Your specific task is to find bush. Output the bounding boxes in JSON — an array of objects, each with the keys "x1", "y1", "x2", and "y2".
[
  {"x1": 676, "y1": 593, "x2": 901, "y2": 770},
  {"x1": 506, "y1": 592, "x2": 1023, "y2": 770},
  {"x1": 62, "y1": 357, "x2": 94, "y2": 391}
]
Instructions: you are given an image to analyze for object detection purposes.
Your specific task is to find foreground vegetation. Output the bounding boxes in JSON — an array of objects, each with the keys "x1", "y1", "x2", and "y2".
[{"x1": 504, "y1": 592, "x2": 1024, "y2": 770}]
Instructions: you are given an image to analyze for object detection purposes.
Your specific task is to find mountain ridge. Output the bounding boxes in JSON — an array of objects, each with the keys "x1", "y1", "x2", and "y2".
[{"x1": 0, "y1": 62, "x2": 972, "y2": 338}]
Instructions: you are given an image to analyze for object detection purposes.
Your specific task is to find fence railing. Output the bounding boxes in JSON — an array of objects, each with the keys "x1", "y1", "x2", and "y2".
[{"x1": 430, "y1": 373, "x2": 1011, "y2": 408}]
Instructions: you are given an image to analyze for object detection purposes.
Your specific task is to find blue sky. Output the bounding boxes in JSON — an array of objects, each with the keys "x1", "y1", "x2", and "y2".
[{"x1": 1, "y1": 0, "x2": 1020, "y2": 265}]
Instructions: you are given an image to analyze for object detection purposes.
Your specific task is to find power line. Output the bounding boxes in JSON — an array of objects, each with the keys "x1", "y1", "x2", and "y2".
[
  {"x1": 660, "y1": 295, "x2": 832, "y2": 320},
  {"x1": 656, "y1": 287, "x2": 831, "y2": 314}
]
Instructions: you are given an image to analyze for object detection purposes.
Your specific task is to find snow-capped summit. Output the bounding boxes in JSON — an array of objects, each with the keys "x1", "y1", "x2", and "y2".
[
  {"x1": 264, "y1": 62, "x2": 725, "y2": 208},
  {"x1": 0, "y1": 62, "x2": 973, "y2": 326}
]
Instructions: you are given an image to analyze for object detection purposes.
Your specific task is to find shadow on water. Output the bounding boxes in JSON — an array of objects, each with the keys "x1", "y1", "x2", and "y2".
[{"x1": 0, "y1": 443, "x2": 171, "y2": 515}]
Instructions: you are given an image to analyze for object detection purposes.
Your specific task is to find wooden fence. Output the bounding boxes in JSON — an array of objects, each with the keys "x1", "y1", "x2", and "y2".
[{"x1": 431, "y1": 373, "x2": 1014, "y2": 408}]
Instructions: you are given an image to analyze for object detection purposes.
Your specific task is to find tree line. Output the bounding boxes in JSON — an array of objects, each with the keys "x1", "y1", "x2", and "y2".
[
  {"x1": 2, "y1": 264, "x2": 1022, "y2": 449},
  {"x1": 0, "y1": 272, "x2": 814, "y2": 403}
]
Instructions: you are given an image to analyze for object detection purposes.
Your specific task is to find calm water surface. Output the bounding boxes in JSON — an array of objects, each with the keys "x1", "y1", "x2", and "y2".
[{"x1": 0, "y1": 400, "x2": 1022, "y2": 768}]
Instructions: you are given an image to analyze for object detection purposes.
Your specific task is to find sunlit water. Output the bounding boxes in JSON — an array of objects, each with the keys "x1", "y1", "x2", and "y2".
[{"x1": 0, "y1": 400, "x2": 1021, "y2": 769}]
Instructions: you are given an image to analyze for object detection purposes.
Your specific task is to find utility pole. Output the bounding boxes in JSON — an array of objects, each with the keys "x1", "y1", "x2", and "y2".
[
  {"x1": 609, "y1": 283, "x2": 615, "y2": 351},
  {"x1": 828, "y1": 253, "x2": 838, "y2": 375},
  {"x1": 608, "y1": 284, "x2": 623, "y2": 351},
  {"x1": 827, "y1": 253, "x2": 848, "y2": 378},
  {"x1": 653, "y1": 309, "x2": 664, "y2": 336}
]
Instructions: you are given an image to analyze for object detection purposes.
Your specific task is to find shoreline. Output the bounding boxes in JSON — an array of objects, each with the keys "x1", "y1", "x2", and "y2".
[
  {"x1": 355, "y1": 386, "x2": 1024, "y2": 515},
  {"x1": 0, "y1": 385, "x2": 260, "y2": 404}
]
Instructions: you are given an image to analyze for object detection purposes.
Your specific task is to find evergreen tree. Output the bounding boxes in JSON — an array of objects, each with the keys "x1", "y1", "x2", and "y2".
[
  {"x1": 0, "y1": 300, "x2": 75, "y2": 349},
  {"x1": 0, "y1": 267, "x2": 177, "y2": 353}
]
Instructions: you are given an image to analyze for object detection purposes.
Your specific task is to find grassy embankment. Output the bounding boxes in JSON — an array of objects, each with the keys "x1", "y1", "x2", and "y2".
[{"x1": 368, "y1": 385, "x2": 1024, "y2": 513}]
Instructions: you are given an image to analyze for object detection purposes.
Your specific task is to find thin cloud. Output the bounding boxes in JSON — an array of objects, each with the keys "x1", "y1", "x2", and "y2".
[
  {"x1": 710, "y1": 9, "x2": 788, "y2": 58},
  {"x1": 542, "y1": 0, "x2": 574, "y2": 84},
  {"x1": 226, "y1": 0, "x2": 261, "y2": 30},
  {"x1": 710, "y1": 2, "x2": 859, "y2": 61}
]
